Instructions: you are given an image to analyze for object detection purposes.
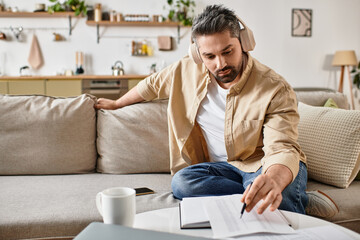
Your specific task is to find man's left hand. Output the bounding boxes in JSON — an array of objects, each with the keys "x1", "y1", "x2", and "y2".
[{"x1": 241, "y1": 164, "x2": 293, "y2": 214}]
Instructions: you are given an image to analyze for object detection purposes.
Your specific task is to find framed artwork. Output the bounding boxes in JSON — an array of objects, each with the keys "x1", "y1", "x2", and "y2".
[{"x1": 292, "y1": 9, "x2": 312, "y2": 37}]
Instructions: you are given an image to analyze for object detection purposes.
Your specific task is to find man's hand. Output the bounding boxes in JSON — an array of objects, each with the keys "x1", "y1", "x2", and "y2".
[
  {"x1": 241, "y1": 164, "x2": 293, "y2": 214},
  {"x1": 94, "y1": 86, "x2": 146, "y2": 110},
  {"x1": 94, "y1": 98, "x2": 119, "y2": 110}
]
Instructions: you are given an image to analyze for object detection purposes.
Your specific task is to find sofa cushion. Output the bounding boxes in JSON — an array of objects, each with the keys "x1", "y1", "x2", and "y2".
[
  {"x1": 297, "y1": 102, "x2": 360, "y2": 188},
  {"x1": 97, "y1": 100, "x2": 170, "y2": 174},
  {"x1": 0, "y1": 173, "x2": 178, "y2": 240},
  {"x1": 0, "y1": 94, "x2": 97, "y2": 175}
]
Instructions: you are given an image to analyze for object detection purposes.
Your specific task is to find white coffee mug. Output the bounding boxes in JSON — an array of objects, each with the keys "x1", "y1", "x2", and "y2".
[{"x1": 96, "y1": 187, "x2": 136, "y2": 226}]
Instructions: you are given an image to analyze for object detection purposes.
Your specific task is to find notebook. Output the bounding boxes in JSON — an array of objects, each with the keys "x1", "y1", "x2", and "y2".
[{"x1": 179, "y1": 194, "x2": 294, "y2": 238}]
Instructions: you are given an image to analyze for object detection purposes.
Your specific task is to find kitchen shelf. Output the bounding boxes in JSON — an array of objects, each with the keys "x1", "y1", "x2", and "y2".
[
  {"x1": 86, "y1": 20, "x2": 188, "y2": 44},
  {"x1": 86, "y1": 20, "x2": 181, "y2": 27},
  {"x1": 0, "y1": 11, "x2": 78, "y2": 18},
  {"x1": 0, "y1": 11, "x2": 82, "y2": 35}
]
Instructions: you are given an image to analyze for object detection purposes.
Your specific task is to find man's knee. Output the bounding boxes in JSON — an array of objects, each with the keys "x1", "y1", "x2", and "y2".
[{"x1": 171, "y1": 168, "x2": 192, "y2": 200}]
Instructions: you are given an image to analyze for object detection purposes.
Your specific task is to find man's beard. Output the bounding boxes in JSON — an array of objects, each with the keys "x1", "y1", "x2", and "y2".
[{"x1": 213, "y1": 65, "x2": 241, "y2": 84}]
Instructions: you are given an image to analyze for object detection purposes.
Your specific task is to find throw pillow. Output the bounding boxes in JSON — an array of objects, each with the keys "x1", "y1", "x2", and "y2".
[
  {"x1": 97, "y1": 100, "x2": 170, "y2": 174},
  {"x1": 297, "y1": 102, "x2": 360, "y2": 188},
  {"x1": 324, "y1": 98, "x2": 339, "y2": 108},
  {"x1": 322, "y1": 98, "x2": 360, "y2": 181},
  {"x1": 0, "y1": 94, "x2": 97, "y2": 175}
]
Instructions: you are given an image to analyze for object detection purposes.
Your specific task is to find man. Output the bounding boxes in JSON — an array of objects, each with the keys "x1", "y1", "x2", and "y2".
[{"x1": 95, "y1": 5, "x2": 338, "y2": 218}]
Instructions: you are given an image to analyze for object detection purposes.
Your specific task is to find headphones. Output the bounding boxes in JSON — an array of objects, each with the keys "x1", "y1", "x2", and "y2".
[{"x1": 189, "y1": 17, "x2": 256, "y2": 65}]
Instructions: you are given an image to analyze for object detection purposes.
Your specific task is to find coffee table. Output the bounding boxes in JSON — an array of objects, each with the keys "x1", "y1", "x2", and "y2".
[{"x1": 134, "y1": 207, "x2": 360, "y2": 239}]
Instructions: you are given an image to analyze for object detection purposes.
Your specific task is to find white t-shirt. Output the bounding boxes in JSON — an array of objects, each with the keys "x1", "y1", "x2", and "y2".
[{"x1": 196, "y1": 79, "x2": 229, "y2": 162}]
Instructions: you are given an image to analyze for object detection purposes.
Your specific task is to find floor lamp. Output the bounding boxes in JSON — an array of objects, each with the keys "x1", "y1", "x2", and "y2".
[{"x1": 332, "y1": 50, "x2": 358, "y2": 109}]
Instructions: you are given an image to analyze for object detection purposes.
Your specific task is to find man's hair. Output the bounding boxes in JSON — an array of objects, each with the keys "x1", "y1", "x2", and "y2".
[{"x1": 191, "y1": 5, "x2": 240, "y2": 42}]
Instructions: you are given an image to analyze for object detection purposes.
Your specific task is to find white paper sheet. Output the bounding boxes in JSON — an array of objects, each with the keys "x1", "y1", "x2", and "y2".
[
  {"x1": 204, "y1": 194, "x2": 295, "y2": 238},
  {"x1": 228, "y1": 225, "x2": 355, "y2": 240}
]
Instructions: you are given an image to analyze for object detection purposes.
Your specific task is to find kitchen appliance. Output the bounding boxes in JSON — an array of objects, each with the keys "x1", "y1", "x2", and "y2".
[
  {"x1": 111, "y1": 61, "x2": 125, "y2": 76},
  {"x1": 82, "y1": 78, "x2": 128, "y2": 100}
]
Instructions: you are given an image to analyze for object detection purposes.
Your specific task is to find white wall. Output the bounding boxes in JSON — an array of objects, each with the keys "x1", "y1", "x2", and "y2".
[{"x1": 1, "y1": 0, "x2": 360, "y2": 107}]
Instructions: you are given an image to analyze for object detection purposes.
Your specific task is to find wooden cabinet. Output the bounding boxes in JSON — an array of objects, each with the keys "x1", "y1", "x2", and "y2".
[
  {"x1": 46, "y1": 80, "x2": 82, "y2": 97},
  {"x1": 2, "y1": 79, "x2": 81, "y2": 97},
  {"x1": 128, "y1": 79, "x2": 142, "y2": 90},
  {"x1": 0, "y1": 75, "x2": 148, "y2": 97},
  {"x1": 0, "y1": 81, "x2": 8, "y2": 94},
  {"x1": 8, "y1": 80, "x2": 45, "y2": 95}
]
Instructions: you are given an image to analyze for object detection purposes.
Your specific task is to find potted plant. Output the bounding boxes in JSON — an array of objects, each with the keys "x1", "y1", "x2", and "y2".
[
  {"x1": 165, "y1": 0, "x2": 195, "y2": 26},
  {"x1": 352, "y1": 61, "x2": 360, "y2": 89},
  {"x1": 48, "y1": 0, "x2": 88, "y2": 16}
]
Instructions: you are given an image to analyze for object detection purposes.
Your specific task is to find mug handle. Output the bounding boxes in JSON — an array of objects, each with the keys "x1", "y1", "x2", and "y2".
[{"x1": 96, "y1": 192, "x2": 103, "y2": 216}]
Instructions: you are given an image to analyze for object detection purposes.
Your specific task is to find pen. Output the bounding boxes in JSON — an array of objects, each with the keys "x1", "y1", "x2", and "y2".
[{"x1": 240, "y1": 182, "x2": 253, "y2": 219}]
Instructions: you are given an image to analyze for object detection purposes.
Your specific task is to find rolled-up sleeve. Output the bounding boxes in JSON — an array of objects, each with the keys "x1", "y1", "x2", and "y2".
[
  {"x1": 136, "y1": 62, "x2": 178, "y2": 101},
  {"x1": 261, "y1": 85, "x2": 304, "y2": 181}
]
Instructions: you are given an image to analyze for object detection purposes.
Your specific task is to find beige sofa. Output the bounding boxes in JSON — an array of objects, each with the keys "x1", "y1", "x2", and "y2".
[{"x1": 0, "y1": 89, "x2": 359, "y2": 240}]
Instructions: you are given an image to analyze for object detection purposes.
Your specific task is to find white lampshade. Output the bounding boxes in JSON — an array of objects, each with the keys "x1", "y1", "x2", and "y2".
[{"x1": 332, "y1": 50, "x2": 358, "y2": 66}]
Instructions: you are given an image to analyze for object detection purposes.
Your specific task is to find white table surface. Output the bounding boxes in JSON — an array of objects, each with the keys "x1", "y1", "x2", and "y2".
[{"x1": 134, "y1": 207, "x2": 360, "y2": 239}]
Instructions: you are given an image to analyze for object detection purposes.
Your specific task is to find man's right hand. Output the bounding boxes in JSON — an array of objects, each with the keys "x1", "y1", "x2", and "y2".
[
  {"x1": 94, "y1": 98, "x2": 119, "y2": 110},
  {"x1": 94, "y1": 86, "x2": 146, "y2": 110}
]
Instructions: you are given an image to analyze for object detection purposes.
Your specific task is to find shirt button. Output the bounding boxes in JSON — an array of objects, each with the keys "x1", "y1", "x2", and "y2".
[{"x1": 180, "y1": 138, "x2": 185, "y2": 142}]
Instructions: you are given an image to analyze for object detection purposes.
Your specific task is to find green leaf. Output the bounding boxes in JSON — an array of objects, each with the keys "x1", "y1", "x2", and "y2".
[
  {"x1": 67, "y1": 0, "x2": 75, "y2": 6},
  {"x1": 54, "y1": 3, "x2": 63, "y2": 11},
  {"x1": 49, "y1": 0, "x2": 57, "y2": 2},
  {"x1": 168, "y1": 9, "x2": 175, "y2": 20},
  {"x1": 354, "y1": 74, "x2": 360, "y2": 89},
  {"x1": 47, "y1": 7, "x2": 54, "y2": 14},
  {"x1": 75, "y1": 8, "x2": 81, "y2": 16},
  {"x1": 354, "y1": 73, "x2": 360, "y2": 84}
]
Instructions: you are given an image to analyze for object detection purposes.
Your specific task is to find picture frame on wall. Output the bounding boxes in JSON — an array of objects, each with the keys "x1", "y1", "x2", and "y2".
[{"x1": 292, "y1": 9, "x2": 312, "y2": 37}]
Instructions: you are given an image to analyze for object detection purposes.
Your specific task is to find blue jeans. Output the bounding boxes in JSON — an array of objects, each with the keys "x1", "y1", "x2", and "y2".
[{"x1": 171, "y1": 161, "x2": 308, "y2": 214}]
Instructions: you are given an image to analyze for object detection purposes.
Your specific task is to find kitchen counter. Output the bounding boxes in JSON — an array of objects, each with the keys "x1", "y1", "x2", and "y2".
[
  {"x1": 0, "y1": 75, "x2": 148, "y2": 99},
  {"x1": 0, "y1": 75, "x2": 149, "y2": 80}
]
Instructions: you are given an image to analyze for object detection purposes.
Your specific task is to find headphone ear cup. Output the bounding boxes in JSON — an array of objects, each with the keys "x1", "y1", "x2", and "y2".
[
  {"x1": 188, "y1": 43, "x2": 203, "y2": 64},
  {"x1": 237, "y1": 17, "x2": 256, "y2": 52},
  {"x1": 239, "y1": 27, "x2": 256, "y2": 52}
]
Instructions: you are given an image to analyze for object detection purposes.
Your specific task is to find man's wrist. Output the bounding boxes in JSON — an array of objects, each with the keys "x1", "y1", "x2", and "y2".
[
  {"x1": 115, "y1": 99, "x2": 123, "y2": 109},
  {"x1": 265, "y1": 164, "x2": 293, "y2": 190}
]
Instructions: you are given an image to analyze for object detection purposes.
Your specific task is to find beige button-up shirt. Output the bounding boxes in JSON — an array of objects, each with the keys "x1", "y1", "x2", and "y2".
[{"x1": 137, "y1": 54, "x2": 306, "y2": 181}]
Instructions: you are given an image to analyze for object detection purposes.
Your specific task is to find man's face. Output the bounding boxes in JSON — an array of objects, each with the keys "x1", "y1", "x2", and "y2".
[{"x1": 196, "y1": 31, "x2": 243, "y2": 85}]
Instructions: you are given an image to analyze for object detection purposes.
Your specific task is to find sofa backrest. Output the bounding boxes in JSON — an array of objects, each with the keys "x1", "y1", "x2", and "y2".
[
  {"x1": 294, "y1": 88, "x2": 349, "y2": 109},
  {"x1": 0, "y1": 94, "x2": 97, "y2": 175},
  {"x1": 96, "y1": 100, "x2": 170, "y2": 174},
  {"x1": 0, "y1": 89, "x2": 351, "y2": 176},
  {"x1": 95, "y1": 89, "x2": 351, "y2": 176}
]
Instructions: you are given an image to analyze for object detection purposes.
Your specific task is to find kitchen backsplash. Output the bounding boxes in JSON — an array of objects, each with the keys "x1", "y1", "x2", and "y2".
[{"x1": 0, "y1": 0, "x2": 193, "y2": 76}]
